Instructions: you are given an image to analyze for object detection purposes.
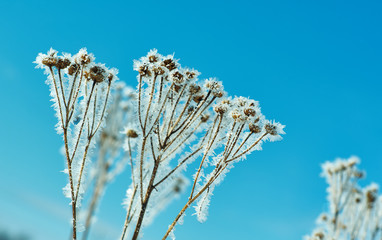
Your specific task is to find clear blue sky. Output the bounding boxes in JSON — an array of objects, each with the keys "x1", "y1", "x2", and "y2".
[{"x1": 0, "y1": 0, "x2": 381, "y2": 239}]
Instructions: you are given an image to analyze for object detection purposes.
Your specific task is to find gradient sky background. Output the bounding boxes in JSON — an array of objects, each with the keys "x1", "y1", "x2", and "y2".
[{"x1": 1, "y1": 0, "x2": 382, "y2": 239}]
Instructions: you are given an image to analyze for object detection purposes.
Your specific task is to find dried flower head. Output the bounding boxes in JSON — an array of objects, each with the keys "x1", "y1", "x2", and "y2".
[
  {"x1": 249, "y1": 123, "x2": 261, "y2": 133},
  {"x1": 162, "y1": 57, "x2": 177, "y2": 71},
  {"x1": 68, "y1": 63, "x2": 80, "y2": 75},
  {"x1": 126, "y1": 129, "x2": 138, "y2": 138},
  {"x1": 88, "y1": 65, "x2": 107, "y2": 83},
  {"x1": 56, "y1": 57, "x2": 71, "y2": 69}
]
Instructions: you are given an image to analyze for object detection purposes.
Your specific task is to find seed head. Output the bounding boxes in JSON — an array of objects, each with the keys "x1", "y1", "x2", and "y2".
[
  {"x1": 88, "y1": 66, "x2": 106, "y2": 83},
  {"x1": 201, "y1": 114, "x2": 210, "y2": 122},
  {"x1": 189, "y1": 84, "x2": 201, "y2": 95},
  {"x1": 314, "y1": 231, "x2": 325, "y2": 240},
  {"x1": 193, "y1": 95, "x2": 204, "y2": 103},
  {"x1": 126, "y1": 129, "x2": 138, "y2": 138},
  {"x1": 42, "y1": 56, "x2": 58, "y2": 67},
  {"x1": 231, "y1": 110, "x2": 245, "y2": 122},
  {"x1": 212, "y1": 90, "x2": 224, "y2": 98},
  {"x1": 68, "y1": 63, "x2": 80, "y2": 75},
  {"x1": 162, "y1": 58, "x2": 177, "y2": 71},
  {"x1": 244, "y1": 108, "x2": 256, "y2": 117},
  {"x1": 79, "y1": 53, "x2": 91, "y2": 65},
  {"x1": 56, "y1": 57, "x2": 71, "y2": 69},
  {"x1": 108, "y1": 73, "x2": 114, "y2": 82},
  {"x1": 148, "y1": 55, "x2": 159, "y2": 63},
  {"x1": 173, "y1": 84, "x2": 182, "y2": 93},
  {"x1": 249, "y1": 123, "x2": 261, "y2": 133},
  {"x1": 153, "y1": 66, "x2": 165, "y2": 75},
  {"x1": 172, "y1": 71, "x2": 184, "y2": 84},
  {"x1": 187, "y1": 106, "x2": 195, "y2": 114},
  {"x1": 264, "y1": 123, "x2": 278, "y2": 135},
  {"x1": 213, "y1": 105, "x2": 227, "y2": 115},
  {"x1": 139, "y1": 65, "x2": 152, "y2": 77},
  {"x1": 366, "y1": 187, "x2": 378, "y2": 209}
]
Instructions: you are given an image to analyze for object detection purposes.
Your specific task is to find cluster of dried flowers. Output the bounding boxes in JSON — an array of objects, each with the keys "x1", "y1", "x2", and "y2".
[
  {"x1": 305, "y1": 156, "x2": 382, "y2": 240},
  {"x1": 35, "y1": 48, "x2": 284, "y2": 240},
  {"x1": 35, "y1": 48, "x2": 119, "y2": 239}
]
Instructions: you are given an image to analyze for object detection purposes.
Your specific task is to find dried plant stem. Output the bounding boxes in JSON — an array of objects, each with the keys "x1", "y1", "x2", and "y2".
[
  {"x1": 190, "y1": 116, "x2": 222, "y2": 199},
  {"x1": 64, "y1": 130, "x2": 77, "y2": 240},
  {"x1": 120, "y1": 186, "x2": 137, "y2": 240},
  {"x1": 131, "y1": 157, "x2": 161, "y2": 240},
  {"x1": 82, "y1": 162, "x2": 107, "y2": 240},
  {"x1": 162, "y1": 176, "x2": 215, "y2": 240}
]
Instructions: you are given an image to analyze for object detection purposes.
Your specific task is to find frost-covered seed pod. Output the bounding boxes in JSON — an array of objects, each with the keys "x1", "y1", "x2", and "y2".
[
  {"x1": 68, "y1": 63, "x2": 80, "y2": 75},
  {"x1": 126, "y1": 129, "x2": 138, "y2": 138},
  {"x1": 56, "y1": 57, "x2": 71, "y2": 69}
]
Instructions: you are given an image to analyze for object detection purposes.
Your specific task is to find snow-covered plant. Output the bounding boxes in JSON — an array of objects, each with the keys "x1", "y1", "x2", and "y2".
[
  {"x1": 121, "y1": 49, "x2": 285, "y2": 240},
  {"x1": 305, "y1": 156, "x2": 382, "y2": 240},
  {"x1": 35, "y1": 48, "x2": 118, "y2": 240}
]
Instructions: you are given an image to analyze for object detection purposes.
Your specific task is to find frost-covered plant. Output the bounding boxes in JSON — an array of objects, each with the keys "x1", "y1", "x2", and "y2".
[
  {"x1": 36, "y1": 48, "x2": 284, "y2": 240},
  {"x1": 121, "y1": 49, "x2": 285, "y2": 240},
  {"x1": 35, "y1": 48, "x2": 118, "y2": 240},
  {"x1": 81, "y1": 82, "x2": 136, "y2": 240},
  {"x1": 305, "y1": 156, "x2": 382, "y2": 240}
]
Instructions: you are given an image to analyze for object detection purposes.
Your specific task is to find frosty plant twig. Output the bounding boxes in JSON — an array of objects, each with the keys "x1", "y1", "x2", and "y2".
[
  {"x1": 35, "y1": 48, "x2": 118, "y2": 240},
  {"x1": 121, "y1": 49, "x2": 285, "y2": 240}
]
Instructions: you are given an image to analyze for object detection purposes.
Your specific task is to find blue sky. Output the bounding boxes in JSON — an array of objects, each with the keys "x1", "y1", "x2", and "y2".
[{"x1": 0, "y1": 0, "x2": 381, "y2": 239}]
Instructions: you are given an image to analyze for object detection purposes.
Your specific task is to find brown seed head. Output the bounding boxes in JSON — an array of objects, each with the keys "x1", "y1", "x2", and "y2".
[
  {"x1": 264, "y1": 123, "x2": 278, "y2": 135},
  {"x1": 193, "y1": 95, "x2": 204, "y2": 103},
  {"x1": 212, "y1": 91, "x2": 224, "y2": 98},
  {"x1": 314, "y1": 232, "x2": 325, "y2": 240},
  {"x1": 366, "y1": 190, "x2": 377, "y2": 208},
  {"x1": 108, "y1": 73, "x2": 114, "y2": 82},
  {"x1": 173, "y1": 84, "x2": 182, "y2": 93},
  {"x1": 244, "y1": 108, "x2": 256, "y2": 117},
  {"x1": 56, "y1": 58, "x2": 71, "y2": 69},
  {"x1": 231, "y1": 111, "x2": 244, "y2": 121},
  {"x1": 89, "y1": 66, "x2": 106, "y2": 83},
  {"x1": 68, "y1": 63, "x2": 80, "y2": 75},
  {"x1": 185, "y1": 71, "x2": 197, "y2": 80},
  {"x1": 139, "y1": 65, "x2": 152, "y2": 77},
  {"x1": 162, "y1": 59, "x2": 177, "y2": 71},
  {"x1": 249, "y1": 123, "x2": 261, "y2": 133},
  {"x1": 80, "y1": 53, "x2": 91, "y2": 65},
  {"x1": 42, "y1": 56, "x2": 58, "y2": 67},
  {"x1": 172, "y1": 71, "x2": 184, "y2": 84},
  {"x1": 189, "y1": 84, "x2": 201, "y2": 95},
  {"x1": 187, "y1": 106, "x2": 195, "y2": 114},
  {"x1": 126, "y1": 129, "x2": 138, "y2": 138},
  {"x1": 148, "y1": 55, "x2": 158, "y2": 63},
  {"x1": 214, "y1": 105, "x2": 227, "y2": 115},
  {"x1": 153, "y1": 66, "x2": 165, "y2": 75},
  {"x1": 354, "y1": 171, "x2": 364, "y2": 178},
  {"x1": 201, "y1": 114, "x2": 210, "y2": 122}
]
